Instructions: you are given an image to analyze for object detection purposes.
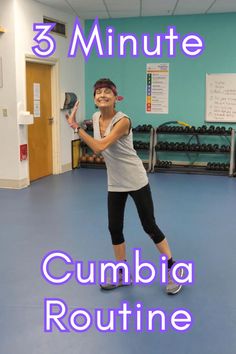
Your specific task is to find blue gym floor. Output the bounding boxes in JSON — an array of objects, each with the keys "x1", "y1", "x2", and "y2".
[{"x1": 0, "y1": 169, "x2": 236, "y2": 354}]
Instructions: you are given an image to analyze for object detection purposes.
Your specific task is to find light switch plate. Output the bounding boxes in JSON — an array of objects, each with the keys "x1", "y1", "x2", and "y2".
[{"x1": 0, "y1": 106, "x2": 8, "y2": 118}]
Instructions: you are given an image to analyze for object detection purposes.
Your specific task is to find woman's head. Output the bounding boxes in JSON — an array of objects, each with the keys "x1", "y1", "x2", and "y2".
[
  {"x1": 93, "y1": 78, "x2": 118, "y2": 109},
  {"x1": 93, "y1": 78, "x2": 117, "y2": 97}
]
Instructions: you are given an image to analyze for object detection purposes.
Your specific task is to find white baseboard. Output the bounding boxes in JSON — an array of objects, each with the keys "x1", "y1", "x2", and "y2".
[
  {"x1": 61, "y1": 163, "x2": 72, "y2": 173},
  {"x1": 0, "y1": 178, "x2": 29, "y2": 189}
]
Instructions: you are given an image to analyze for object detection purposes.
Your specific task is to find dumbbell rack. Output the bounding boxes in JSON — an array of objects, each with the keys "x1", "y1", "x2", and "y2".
[
  {"x1": 132, "y1": 126, "x2": 154, "y2": 172},
  {"x1": 79, "y1": 125, "x2": 106, "y2": 169},
  {"x1": 152, "y1": 128, "x2": 235, "y2": 176}
]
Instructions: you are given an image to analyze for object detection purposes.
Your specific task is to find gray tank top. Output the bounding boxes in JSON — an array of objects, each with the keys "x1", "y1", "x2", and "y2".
[{"x1": 93, "y1": 111, "x2": 148, "y2": 192}]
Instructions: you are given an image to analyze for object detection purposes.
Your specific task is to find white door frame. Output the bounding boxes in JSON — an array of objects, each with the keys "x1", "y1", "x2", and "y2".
[{"x1": 25, "y1": 54, "x2": 61, "y2": 175}]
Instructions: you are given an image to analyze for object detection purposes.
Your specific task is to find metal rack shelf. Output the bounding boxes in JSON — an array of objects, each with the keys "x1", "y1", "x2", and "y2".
[{"x1": 153, "y1": 128, "x2": 235, "y2": 176}]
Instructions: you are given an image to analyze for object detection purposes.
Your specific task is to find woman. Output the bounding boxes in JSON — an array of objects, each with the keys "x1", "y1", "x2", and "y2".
[{"x1": 66, "y1": 78, "x2": 183, "y2": 294}]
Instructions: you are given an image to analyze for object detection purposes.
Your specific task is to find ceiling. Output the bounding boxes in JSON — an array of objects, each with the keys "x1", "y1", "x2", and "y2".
[{"x1": 34, "y1": 0, "x2": 236, "y2": 19}]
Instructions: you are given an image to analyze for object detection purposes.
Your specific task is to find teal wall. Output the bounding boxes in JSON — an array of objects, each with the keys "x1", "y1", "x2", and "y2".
[{"x1": 85, "y1": 13, "x2": 236, "y2": 128}]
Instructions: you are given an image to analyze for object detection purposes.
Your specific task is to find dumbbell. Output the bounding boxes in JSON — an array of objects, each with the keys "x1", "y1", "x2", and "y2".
[
  {"x1": 133, "y1": 141, "x2": 138, "y2": 149},
  {"x1": 168, "y1": 142, "x2": 175, "y2": 151},
  {"x1": 141, "y1": 142, "x2": 147, "y2": 149},
  {"x1": 220, "y1": 127, "x2": 226, "y2": 134},
  {"x1": 159, "y1": 126, "x2": 167, "y2": 133},
  {"x1": 95, "y1": 156, "x2": 101, "y2": 163},
  {"x1": 220, "y1": 145, "x2": 227, "y2": 152},
  {"x1": 162, "y1": 161, "x2": 170, "y2": 168},
  {"x1": 208, "y1": 125, "x2": 215, "y2": 134},
  {"x1": 190, "y1": 144, "x2": 196, "y2": 151},
  {"x1": 200, "y1": 144, "x2": 207, "y2": 152},
  {"x1": 219, "y1": 163, "x2": 226, "y2": 171},
  {"x1": 185, "y1": 143, "x2": 191, "y2": 151},
  {"x1": 184, "y1": 126, "x2": 191, "y2": 133},
  {"x1": 205, "y1": 144, "x2": 213, "y2": 152},
  {"x1": 213, "y1": 144, "x2": 219, "y2": 152},
  {"x1": 80, "y1": 154, "x2": 87, "y2": 163},
  {"x1": 173, "y1": 143, "x2": 178, "y2": 151},
  {"x1": 206, "y1": 162, "x2": 212, "y2": 170},
  {"x1": 169, "y1": 126, "x2": 175, "y2": 133},
  {"x1": 161, "y1": 142, "x2": 169, "y2": 150},
  {"x1": 178, "y1": 142, "x2": 186, "y2": 151},
  {"x1": 143, "y1": 124, "x2": 151, "y2": 132},
  {"x1": 156, "y1": 160, "x2": 163, "y2": 167}
]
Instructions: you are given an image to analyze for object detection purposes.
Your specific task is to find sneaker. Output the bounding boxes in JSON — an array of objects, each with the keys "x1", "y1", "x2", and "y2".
[
  {"x1": 166, "y1": 266, "x2": 184, "y2": 295},
  {"x1": 100, "y1": 272, "x2": 132, "y2": 291}
]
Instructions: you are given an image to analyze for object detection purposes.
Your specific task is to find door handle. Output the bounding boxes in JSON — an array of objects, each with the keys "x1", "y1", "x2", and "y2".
[{"x1": 48, "y1": 117, "x2": 54, "y2": 123}]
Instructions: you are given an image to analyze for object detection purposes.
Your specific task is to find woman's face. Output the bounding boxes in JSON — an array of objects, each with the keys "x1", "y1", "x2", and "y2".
[{"x1": 94, "y1": 87, "x2": 117, "y2": 109}]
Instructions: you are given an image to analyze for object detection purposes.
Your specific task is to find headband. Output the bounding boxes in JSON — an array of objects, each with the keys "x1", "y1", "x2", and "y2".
[
  {"x1": 94, "y1": 83, "x2": 117, "y2": 95},
  {"x1": 93, "y1": 83, "x2": 124, "y2": 101}
]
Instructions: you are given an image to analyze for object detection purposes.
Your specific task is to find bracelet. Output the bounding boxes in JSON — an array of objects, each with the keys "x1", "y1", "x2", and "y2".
[{"x1": 74, "y1": 126, "x2": 81, "y2": 134}]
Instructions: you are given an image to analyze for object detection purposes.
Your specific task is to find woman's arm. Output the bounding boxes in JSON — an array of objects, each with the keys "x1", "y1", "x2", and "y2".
[
  {"x1": 66, "y1": 101, "x2": 130, "y2": 154},
  {"x1": 78, "y1": 117, "x2": 130, "y2": 154}
]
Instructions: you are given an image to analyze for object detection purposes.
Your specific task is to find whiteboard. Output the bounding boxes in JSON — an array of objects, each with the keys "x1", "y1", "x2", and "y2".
[{"x1": 206, "y1": 73, "x2": 236, "y2": 122}]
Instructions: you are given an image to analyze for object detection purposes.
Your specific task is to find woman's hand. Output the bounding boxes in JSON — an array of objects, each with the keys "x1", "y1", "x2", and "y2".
[{"x1": 65, "y1": 100, "x2": 80, "y2": 129}]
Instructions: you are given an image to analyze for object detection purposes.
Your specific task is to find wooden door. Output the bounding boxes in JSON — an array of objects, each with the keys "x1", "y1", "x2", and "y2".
[{"x1": 26, "y1": 62, "x2": 53, "y2": 181}]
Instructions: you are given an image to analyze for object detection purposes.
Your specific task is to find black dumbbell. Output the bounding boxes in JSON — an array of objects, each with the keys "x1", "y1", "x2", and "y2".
[
  {"x1": 159, "y1": 142, "x2": 166, "y2": 150},
  {"x1": 206, "y1": 162, "x2": 212, "y2": 170},
  {"x1": 185, "y1": 143, "x2": 190, "y2": 151},
  {"x1": 206, "y1": 144, "x2": 213, "y2": 152},
  {"x1": 168, "y1": 142, "x2": 175, "y2": 151},
  {"x1": 172, "y1": 143, "x2": 178, "y2": 151},
  {"x1": 184, "y1": 126, "x2": 190, "y2": 133},
  {"x1": 220, "y1": 127, "x2": 226, "y2": 134},
  {"x1": 219, "y1": 163, "x2": 225, "y2": 171},
  {"x1": 208, "y1": 125, "x2": 215, "y2": 134}
]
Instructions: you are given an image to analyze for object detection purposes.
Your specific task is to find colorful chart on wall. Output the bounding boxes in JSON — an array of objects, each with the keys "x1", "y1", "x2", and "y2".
[{"x1": 146, "y1": 63, "x2": 169, "y2": 114}]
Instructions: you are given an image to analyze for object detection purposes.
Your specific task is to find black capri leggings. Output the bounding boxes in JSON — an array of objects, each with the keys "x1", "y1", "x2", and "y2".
[{"x1": 108, "y1": 183, "x2": 165, "y2": 245}]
